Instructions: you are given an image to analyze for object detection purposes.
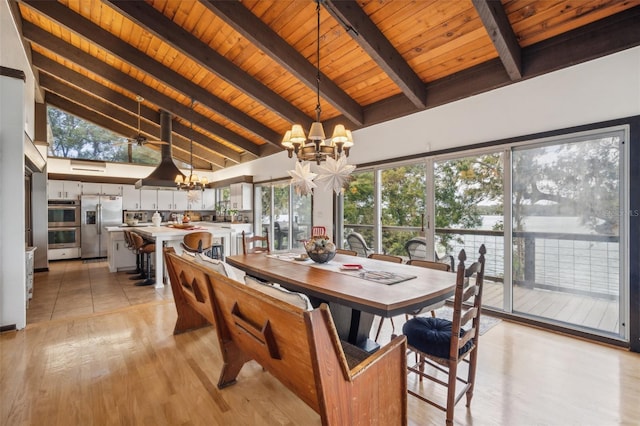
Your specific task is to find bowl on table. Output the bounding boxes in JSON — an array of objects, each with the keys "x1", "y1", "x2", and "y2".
[
  {"x1": 125, "y1": 218, "x2": 139, "y2": 226},
  {"x1": 305, "y1": 235, "x2": 337, "y2": 264}
]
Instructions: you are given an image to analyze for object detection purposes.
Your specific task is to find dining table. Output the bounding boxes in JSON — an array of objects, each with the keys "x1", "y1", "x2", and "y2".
[{"x1": 225, "y1": 252, "x2": 456, "y2": 352}]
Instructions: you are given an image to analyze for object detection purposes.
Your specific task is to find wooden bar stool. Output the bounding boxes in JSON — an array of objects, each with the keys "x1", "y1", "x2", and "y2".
[{"x1": 129, "y1": 232, "x2": 155, "y2": 286}]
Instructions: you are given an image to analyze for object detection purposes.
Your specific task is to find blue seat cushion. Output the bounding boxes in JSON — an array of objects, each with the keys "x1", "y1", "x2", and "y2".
[{"x1": 403, "y1": 317, "x2": 473, "y2": 358}]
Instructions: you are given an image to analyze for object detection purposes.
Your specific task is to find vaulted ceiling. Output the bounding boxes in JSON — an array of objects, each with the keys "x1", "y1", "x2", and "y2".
[{"x1": 11, "y1": 0, "x2": 640, "y2": 171}]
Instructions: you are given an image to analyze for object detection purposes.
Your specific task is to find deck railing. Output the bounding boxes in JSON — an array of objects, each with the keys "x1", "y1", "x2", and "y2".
[{"x1": 344, "y1": 224, "x2": 620, "y2": 299}]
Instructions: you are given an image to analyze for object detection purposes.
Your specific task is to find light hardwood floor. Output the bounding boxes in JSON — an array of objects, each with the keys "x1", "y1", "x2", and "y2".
[{"x1": 3, "y1": 259, "x2": 639, "y2": 425}]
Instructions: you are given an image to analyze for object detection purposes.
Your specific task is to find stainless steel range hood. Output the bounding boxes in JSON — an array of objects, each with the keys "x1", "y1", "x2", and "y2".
[{"x1": 135, "y1": 110, "x2": 185, "y2": 190}]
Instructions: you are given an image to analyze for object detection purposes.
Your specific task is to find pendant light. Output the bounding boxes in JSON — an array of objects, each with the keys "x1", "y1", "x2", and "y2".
[
  {"x1": 175, "y1": 98, "x2": 208, "y2": 191},
  {"x1": 281, "y1": 0, "x2": 354, "y2": 165}
]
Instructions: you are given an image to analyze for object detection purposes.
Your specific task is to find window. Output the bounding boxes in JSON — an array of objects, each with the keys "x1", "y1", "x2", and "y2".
[
  {"x1": 340, "y1": 125, "x2": 628, "y2": 341},
  {"x1": 255, "y1": 180, "x2": 312, "y2": 251}
]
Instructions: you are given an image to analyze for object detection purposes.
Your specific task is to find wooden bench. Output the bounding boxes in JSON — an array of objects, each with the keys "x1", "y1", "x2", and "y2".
[{"x1": 165, "y1": 249, "x2": 408, "y2": 426}]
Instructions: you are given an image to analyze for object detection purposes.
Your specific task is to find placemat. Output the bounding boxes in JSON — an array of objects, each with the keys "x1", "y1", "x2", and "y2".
[{"x1": 267, "y1": 253, "x2": 416, "y2": 285}]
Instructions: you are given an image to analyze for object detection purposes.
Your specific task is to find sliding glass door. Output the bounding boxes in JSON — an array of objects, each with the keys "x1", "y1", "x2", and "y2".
[
  {"x1": 339, "y1": 125, "x2": 627, "y2": 341},
  {"x1": 511, "y1": 129, "x2": 626, "y2": 337}
]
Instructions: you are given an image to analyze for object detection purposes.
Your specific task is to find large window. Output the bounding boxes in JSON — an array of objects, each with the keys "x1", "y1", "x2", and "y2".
[
  {"x1": 255, "y1": 180, "x2": 312, "y2": 251},
  {"x1": 511, "y1": 130, "x2": 625, "y2": 336},
  {"x1": 47, "y1": 106, "x2": 161, "y2": 165},
  {"x1": 340, "y1": 125, "x2": 628, "y2": 341}
]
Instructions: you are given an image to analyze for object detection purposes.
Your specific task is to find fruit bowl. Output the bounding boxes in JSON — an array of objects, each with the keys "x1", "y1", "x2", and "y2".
[{"x1": 304, "y1": 235, "x2": 336, "y2": 264}]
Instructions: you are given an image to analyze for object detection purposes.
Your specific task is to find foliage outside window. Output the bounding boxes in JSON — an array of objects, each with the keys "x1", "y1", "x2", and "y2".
[{"x1": 47, "y1": 106, "x2": 160, "y2": 165}]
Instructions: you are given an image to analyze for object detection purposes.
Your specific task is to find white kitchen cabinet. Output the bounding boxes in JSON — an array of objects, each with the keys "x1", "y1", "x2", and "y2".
[
  {"x1": 230, "y1": 183, "x2": 253, "y2": 211},
  {"x1": 157, "y1": 190, "x2": 174, "y2": 210},
  {"x1": 140, "y1": 189, "x2": 158, "y2": 210},
  {"x1": 173, "y1": 190, "x2": 189, "y2": 210},
  {"x1": 202, "y1": 188, "x2": 216, "y2": 210},
  {"x1": 81, "y1": 182, "x2": 122, "y2": 195},
  {"x1": 100, "y1": 183, "x2": 122, "y2": 195},
  {"x1": 48, "y1": 247, "x2": 81, "y2": 260},
  {"x1": 107, "y1": 231, "x2": 136, "y2": 272},
  {"x1": 122, "y1": 185, "x2": 141, "y2": 210},
  {"x1": 48, "y1": 180, "x2": 81, "y2": 200}
]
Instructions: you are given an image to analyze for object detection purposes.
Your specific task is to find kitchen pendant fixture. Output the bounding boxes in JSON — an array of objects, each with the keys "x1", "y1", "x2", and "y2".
[
  {"x1": 281, "y1": 0, "x2": 354, "y2": 165},
  {"x1": 175, "y1": 98, "x2": 208, "y2": 191}
]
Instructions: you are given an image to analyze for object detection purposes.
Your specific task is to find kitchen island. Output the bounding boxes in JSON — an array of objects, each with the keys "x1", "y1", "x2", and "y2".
[{"x1": 105, "y1": 222, "x2": 250, "y2": 288}]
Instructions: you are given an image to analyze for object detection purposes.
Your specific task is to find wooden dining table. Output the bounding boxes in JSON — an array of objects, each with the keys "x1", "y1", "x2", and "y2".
[{"x1": 225, "y1": 252, "x2": 456, "y2": 352}]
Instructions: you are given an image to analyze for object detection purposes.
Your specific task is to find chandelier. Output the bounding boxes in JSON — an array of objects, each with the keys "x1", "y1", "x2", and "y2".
[
  {"x1": 281, "y1": 0, "x2": 354, "y2": 165},
  {"x1": 175, "y1": 98, "x2": 208, "y2": 191}
]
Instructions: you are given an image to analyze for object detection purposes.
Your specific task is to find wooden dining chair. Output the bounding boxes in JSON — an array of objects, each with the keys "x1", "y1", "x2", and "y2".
[
  {"x1": 311, "y1": 225, "x2": 326, "y2": 236},
  {"x1": 336, "y1": 248, "x2": 358, "y2": 256},
  {"x1": 242, "y1": 230, "x2": 270, "y2": 254},
  {"x1": 370, "y1": 252, "x2": 403, "y2": 342},
  {"x1": 368, "y1": 253, "x2": 403, "y2": 263},
  {"x1": 405, "y1": 259, "x2": 451, "y2": 319},
  {"x1": 399, "y1": 245, "x2": 486, "y2": 426}
]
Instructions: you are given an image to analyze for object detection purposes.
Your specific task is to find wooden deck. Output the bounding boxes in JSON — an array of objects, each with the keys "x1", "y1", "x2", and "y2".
[{"x1": 482, "y1": 280, "x2": 620, "y2": 335}]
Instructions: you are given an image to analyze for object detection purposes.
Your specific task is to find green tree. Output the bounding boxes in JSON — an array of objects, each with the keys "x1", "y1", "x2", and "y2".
[{"x1": 47, "y1": 106, "x2": 159, "y2": 165}]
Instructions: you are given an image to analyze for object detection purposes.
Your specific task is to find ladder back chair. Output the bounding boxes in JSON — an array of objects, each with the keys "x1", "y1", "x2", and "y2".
[
  {"x1": 336, "y1": 248, "x2": 358, "y2": 256},
  {"x1": 311, "y1": 225, "x2": 326, "y2": 236},
  {"x1": 405, "y1": 259, "x2": 451, "y2": 318},
  {"x1": 368, "y1": 253, "x2": 403, "y2": 263},
  {"x1": 400, "y1": 245, "x2": 486, "y2": 425},
  {"x1": 242, "y1": 230, "x2": 270, "y2": 254},
  {"x1": 370, "y1": 252, "x2": 404, "y2": 342}
]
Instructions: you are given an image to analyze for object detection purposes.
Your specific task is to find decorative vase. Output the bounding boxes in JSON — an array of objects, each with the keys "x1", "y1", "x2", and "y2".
[{"x1": 152, "y1": 211, "x2": 162, "y2": 226}]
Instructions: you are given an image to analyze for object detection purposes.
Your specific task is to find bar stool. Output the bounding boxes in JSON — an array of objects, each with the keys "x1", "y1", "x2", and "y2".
[
  {"x1": 211, "y1": 237, "x2": 224, "y2": 260},
  {"x1": 182, "y1": 232, "x2": 213, "y2": 257},
  {"x1": 129, "y1": 232, "x2": 156, "y2": 286},
  {"x1": 123, "y1": 230, "x2": 142, "y2": 276}
]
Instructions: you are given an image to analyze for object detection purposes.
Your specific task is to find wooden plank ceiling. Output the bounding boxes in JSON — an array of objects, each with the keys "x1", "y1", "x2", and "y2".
[{"x1": 13, "y1": 0, "x2": 640, "y2": 171}]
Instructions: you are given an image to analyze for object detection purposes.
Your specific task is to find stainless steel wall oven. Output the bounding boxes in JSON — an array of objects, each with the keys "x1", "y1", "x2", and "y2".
[
  {"x1": 48, "y1": 200, "x2": 80, "y2": 227},
  {"x1": 48, "y1": 200, "x2": 81, "y2": 249},
  {"x1": 48, "y1": 226, "x2": 80, "y2": 249}
]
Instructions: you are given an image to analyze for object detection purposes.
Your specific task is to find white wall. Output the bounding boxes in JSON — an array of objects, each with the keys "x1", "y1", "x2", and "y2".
[{"x1": 213, "y1": 46, "x2": 640, "y2": 231}]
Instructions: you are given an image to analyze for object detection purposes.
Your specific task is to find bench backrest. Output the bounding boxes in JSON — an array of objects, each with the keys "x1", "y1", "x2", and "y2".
[{"x1": 165, "y1": 250, "x2": 407, "y2": 425}]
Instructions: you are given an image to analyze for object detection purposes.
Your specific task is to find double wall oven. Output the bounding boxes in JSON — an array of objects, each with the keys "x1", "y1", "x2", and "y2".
[{"x1": 48, "y1": 200, "x2": 81, "y2": 249}]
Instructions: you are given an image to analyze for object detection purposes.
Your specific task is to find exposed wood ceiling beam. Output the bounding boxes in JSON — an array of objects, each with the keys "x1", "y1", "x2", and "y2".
[
  {"x1": 31, "y1": 52, "x2": 242, "y2": 164},
  {"x1": 21, "y1": 21, "x2": 261, "y2": 158},
  {"x1": 322, "y1": 0, "x2": 427, "y2": 109},
  {"x1": 472, "y1": 0, "x2": 522, "y2": 81},
  {"x1": 105, "y1": 0, "x2": 311, "y2": 128},
  {"x1": 202, "y1": 0, "x2": 364, "y2": 126},
  {"x1": 39, "y1": 74, "x2": 224, "y2": 169},
  {"x1": 45, "y1": 92, "x2": 212, "y2": 170},
  {"x1": 21, "y1": 0, "x2": 281, "y2": 148},
  {"x1": 328, "y1": 6, "x2": 640, "y2": 130}
]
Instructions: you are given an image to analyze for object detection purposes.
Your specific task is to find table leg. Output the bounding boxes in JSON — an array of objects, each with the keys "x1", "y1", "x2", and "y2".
[
  {"x1": 154, "y1": 238, "x2": 165, "y2": 288},
  {"x1": 329, "y1": 302, "x2": 379, "y2": 353}
]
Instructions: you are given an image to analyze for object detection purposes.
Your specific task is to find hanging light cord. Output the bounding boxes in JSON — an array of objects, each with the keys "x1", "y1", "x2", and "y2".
[
  {"x1": 315, "y1": 0, "x2": 321, "y2": 123},
  {"x1": 189, "y1": 98, "x2": 194, "y2": 181}
]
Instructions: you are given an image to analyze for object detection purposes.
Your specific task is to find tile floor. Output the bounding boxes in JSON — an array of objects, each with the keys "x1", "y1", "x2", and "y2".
[{"x1": 28, "y1": 259, "x2": 172, "y2": 325}]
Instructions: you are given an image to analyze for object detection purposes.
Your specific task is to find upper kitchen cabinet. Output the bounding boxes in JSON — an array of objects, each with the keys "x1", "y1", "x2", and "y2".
[
  {"x1": 81, "y1": 182, "x2": 122, "y2": 196},
  {"x1": 172, "y1": 190, "x2": 189, "y2": 211},
  {"x1": 140, "y1": 189, "x2": 159, "y2": 210},
  {"x1": 230, "y1": 183, "x2": 253, "y2": 211},
  {"x1": 122, "y1": 185, "x2": 140, "y2": 210},
  {"x1": 202, "y1": 189, "x2": 216, "y2": 211},
  {"x1": 48, "y1": 180, "x2": 81, "y2": 200}
]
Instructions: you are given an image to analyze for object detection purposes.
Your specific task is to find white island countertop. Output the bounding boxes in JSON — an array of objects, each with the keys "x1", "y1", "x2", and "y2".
[{"x1": 104, "y1": 222, "x2": 250, "y2": 287}]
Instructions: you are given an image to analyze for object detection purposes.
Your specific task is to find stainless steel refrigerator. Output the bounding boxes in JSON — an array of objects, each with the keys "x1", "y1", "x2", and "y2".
[{"x1": 81, "y1": 195, "x2": 123, "y2": 259}]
